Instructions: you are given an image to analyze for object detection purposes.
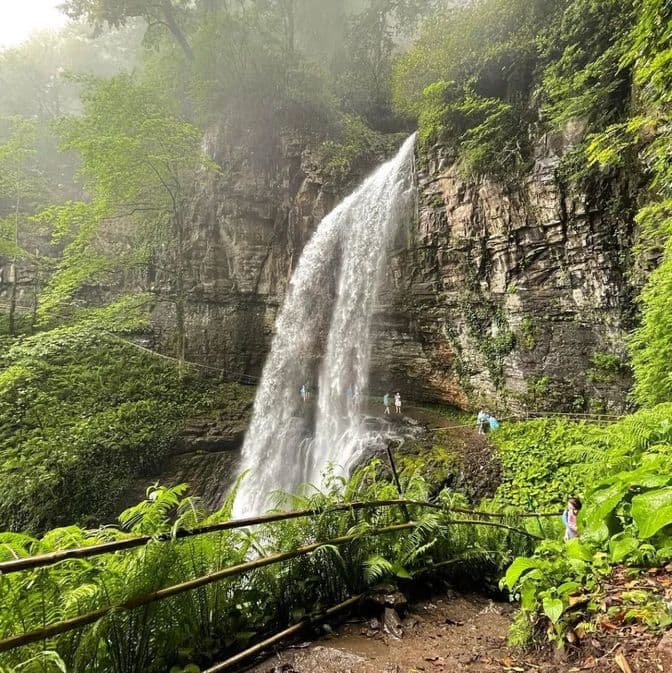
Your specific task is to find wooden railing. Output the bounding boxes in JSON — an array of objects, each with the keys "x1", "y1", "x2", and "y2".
[{"x1": 0, "y1": 498, "x2": 549, "y2": 666}]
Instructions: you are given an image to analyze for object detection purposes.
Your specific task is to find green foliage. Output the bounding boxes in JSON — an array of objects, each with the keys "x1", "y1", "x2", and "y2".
[
  {"x1": 395, "y1": 443, "x2": 458, "y2": 491},
  {"x1": 586, "y1": 352, "x2": 628, "y2": 384},
  {"x1": 630, "y1": 246, "x2": 672, "y2": 405},
  {"x1": 0, "y1": 327, "x2": 252, "y2": 532},
  {"x1": 580, "y1": 1, "x2": 672, "y2": 405},
  {"x1": 393, "y1": 0, "x2": 555, "y2": 118},
  {"x1": 62, "y1": 0, "x2": 195, "y2": 60},
  {"x1": 417, "y1": 83, "x2": 527, "y2": 178},
  {"x1": 0, "y1": 474, "x2": 528, "y2": 673},
  {"x1": 492, "y1": 418, "x2": 607, "y2": 510},
  {"x1": 538, "y1": 0, "x2": 634, "y2": 131},
  {"x1": 393, "y1": 0, "x2": 561, "y2": 176},
  {"x1": 58, "y1": 74, "x2": 209, "y2": 212},
  {"x1": 497, "y1": 404, "x2": 672, "y2": 646},
  {"x1": 493, "y1": 405, "x2": 672, "y2": 511},
  {"x1": 317, "y1": 115, "x2": 405, "y2": 183},
  {"x1": 518, "y1": 318, "x2": 537, "y2": 350}
]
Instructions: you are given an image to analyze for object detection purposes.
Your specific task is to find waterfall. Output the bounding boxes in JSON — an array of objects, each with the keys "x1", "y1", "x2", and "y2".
[{"x1": 233, "y1": 134, "x2": 416, "y2": 516}]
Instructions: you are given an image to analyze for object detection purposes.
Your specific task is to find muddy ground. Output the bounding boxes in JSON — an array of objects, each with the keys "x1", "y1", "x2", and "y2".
[{"x1": 245, "y1": 587, "x2": 668, "y2": 673}]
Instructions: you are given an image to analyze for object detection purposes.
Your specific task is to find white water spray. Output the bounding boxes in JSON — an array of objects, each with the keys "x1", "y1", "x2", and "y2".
[{"x1": 234, "y1": 134, "x2": 416, "y2": 516}]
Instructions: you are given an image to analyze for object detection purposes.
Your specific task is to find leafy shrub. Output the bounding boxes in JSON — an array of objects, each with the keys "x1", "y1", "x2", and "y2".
[
  {"x1": 317, "y1": 115, "x2": 405, "y2": 184},
  {"x1": 491, "y1": 418, "x2": 608, "y2": 510},
  {"x1": 0, "y1": 327, "x2": 252, "y2": 532},
  {"x1": 498, "y1": 404, "x2": 672, "y2": 646},
  {"x1": 0, "y1": 474, "x2": 529, "y2": 673}
]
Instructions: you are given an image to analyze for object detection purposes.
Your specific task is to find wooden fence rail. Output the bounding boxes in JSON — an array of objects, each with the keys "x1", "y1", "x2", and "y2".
[
  {"x1": 203, "y1": 594, "x2": 365, "y2": 673},
  {"x1": 0, "y1": 511, "x2": 541, "y2": 655},
  {"x1": 0, "y1": 500, "x2": 559, "y2": 576},
  {"x1": 0, "y1": 522, "x2": 416, "y2": 653}
]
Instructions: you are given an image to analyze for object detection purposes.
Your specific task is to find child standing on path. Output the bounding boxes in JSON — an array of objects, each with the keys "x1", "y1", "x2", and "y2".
[
  {"x1": 383, "y1": 392, "x2": 391, "y2": 414},
  {"x1": 562, "y1": 496, "x2": 582, "y2": 540},
  {"x1": 394, "y1": 392, "x2": 402, "y2": 414}
]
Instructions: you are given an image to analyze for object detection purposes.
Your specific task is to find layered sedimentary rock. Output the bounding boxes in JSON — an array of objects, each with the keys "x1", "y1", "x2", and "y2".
[
  {"x1": 160, "y1": 125, "x2": 638, "y2": 412},
  {"x1": 371, "y1": 128, "x2": 638, "y2": 412},
  {"x1": 149, "y1": 127, "x2": 343, "y2": 378}
]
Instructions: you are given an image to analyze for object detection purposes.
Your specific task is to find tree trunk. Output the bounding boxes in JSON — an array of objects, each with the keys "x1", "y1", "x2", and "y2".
[
  {"x1": 174, "y1": 211, "x2": 186, "y2": 378},
  {"x1": 8, "y1": 264, "x2": 17, "y2": 337},
  {"x1": 8, "y1": 172, "x2": 21, "y2": 336},
  {"x1": 161, "y1": 0, "x2": 194, "y2": 60},
  {"x1": 31, "y1": 248, "x2": 40, "y2": 334}
]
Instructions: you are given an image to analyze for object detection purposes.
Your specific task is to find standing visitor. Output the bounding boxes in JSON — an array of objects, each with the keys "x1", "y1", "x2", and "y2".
[
  {"x1": 394, "y1": 391, "x2": 402, "y2": 414},
  {"x1": 383, "y1": 392, "x2": 391, "y2": 414},
  {"x1": 562, "y1": 496, "x2": 582, "y2": 540},
  {"x1": 300, "y1": 384, "x2": 308, "y2": 404},
  {"x1": 477, "y1": 410, "x2": 488, "y2": 434},
  {"x1": 488, "y1": 414, "x2": 500, "y2": 432}
]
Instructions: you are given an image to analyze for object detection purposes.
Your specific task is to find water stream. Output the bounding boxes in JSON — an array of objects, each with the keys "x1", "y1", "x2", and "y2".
[{"x1": 233, "y1": 134, "x2": 416, "y2": 516}]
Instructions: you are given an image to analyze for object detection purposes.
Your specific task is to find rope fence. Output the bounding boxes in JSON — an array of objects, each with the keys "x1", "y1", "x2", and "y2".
[
  {"x1": 1, "y1": 319, "x2": 626, "y2": 421},
  {"x1": 100, "y1": 336, "x2": 627, "y2": 422}
]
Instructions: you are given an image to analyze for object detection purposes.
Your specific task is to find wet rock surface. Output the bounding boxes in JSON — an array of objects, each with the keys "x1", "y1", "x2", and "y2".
[
  {"x1": 150, "y1": 128, "x2": 389, "y2": 381},
  {"x1": 135, "y1": 125, "x2": 638, "y2": 415},
  {"x1": 3, "y1": 129, "x2": 639, "y2": 415},
  {"x1": 370, "y1": 132, "x2": 638, "y2": 412}
]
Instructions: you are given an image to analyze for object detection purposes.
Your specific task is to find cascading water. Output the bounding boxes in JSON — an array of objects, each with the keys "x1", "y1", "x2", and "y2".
[{"x1": 233, "y1": 134, "x2": 416, "y2": 516}]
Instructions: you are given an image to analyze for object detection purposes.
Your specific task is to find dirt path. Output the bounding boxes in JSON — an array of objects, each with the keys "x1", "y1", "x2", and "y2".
[
  {"x1": 246, "y1": 586, "x2": 668, "y2": 673},
  {"x1": 247, "y1": 592, "x2": 515, "y2": 673}
]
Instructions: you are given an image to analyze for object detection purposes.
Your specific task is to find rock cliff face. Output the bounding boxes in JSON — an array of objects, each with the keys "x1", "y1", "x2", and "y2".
[
  {"x1": 370, "y1": 128, "x2": 638, "y2": 412},
  {"x1": 150, "y1": 126, "x2": 353, "y2": 379},
  {"x1": 169, "y1": 125, "x2": 638, "y2": 412}
]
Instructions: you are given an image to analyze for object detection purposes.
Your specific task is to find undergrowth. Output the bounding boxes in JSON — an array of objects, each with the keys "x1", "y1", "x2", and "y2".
[
  {"x1": 0, "y1": 327, "x2": 252, "y2": 533},
  {"x1": 494, "y1": 404, "x2": 672, "y2": 650},
  {"x1": 0, "y1": 468, "x2": 532, "y2": 673}
]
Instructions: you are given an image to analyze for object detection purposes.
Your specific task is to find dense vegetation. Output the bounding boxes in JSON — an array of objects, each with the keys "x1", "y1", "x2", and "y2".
[
  {"x1": 492, "y1": 405, "x2": 672, "y2": 648},
  {"x1": 0, "y1": 327, "x2": 252, "y2": 533},
  {"x1": 0, "y1": 471, "x2": 533, "y2": 673}
]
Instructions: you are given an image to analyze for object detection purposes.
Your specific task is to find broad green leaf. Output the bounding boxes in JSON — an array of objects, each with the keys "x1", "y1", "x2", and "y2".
[
  {"x1": 520, "y1": 582, "x2": 537, "y2": 610},
  {"x1": 609, "y1": 533, "x2": 640, "y2": 563},
  {"x1": 565, "y1": 538, "x2": 593, "y2": 561},
  {"x1": 504, "y1": 557, "x2": 542, "y2": 589},
  {"x1": 393, "y1": 563, "x2": 412, "y2": 579},
  {"x1": 582, "y1": 481, "x2": 628, "y2": 542},
  {"x1": 542, "y1": 596, "x2": 564, "y2": 624},
  {"x1": 557, "y1": 581, "x2": 582, "y2": 598},
  {"x1": 632, "y1": 487, "x2": 672, "y2": 538}
]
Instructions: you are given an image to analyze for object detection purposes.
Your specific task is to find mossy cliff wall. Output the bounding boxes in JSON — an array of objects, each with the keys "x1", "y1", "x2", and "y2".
[
  {"x1": 370, "y1": 128, "x2": 638, "y2": 412},
  {"x1": 164, "y1": 126, "x2": 638, "y2": 412}
]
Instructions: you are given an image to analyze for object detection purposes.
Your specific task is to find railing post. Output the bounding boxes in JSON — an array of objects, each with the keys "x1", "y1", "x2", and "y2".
[{"x1": 385, "y1": 440, "x2": 410, "y2": 522}]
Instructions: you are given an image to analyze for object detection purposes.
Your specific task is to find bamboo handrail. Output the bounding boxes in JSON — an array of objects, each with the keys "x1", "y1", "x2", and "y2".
[
  {"x1": 0, "y1": 522, "x2": 415, "y2": 653},
  {"x1": 203, "y1": 594, "x2": 364, "y2": 673},
  {"x1": 0, "y1": 500, "x2": 558, "y2": 576},
  {"x1": 443, "y1": 519, "x2": 541, "y2": 539},
  {"x1": 0, "y1": 515, "x2": 542, "y2": 654},
  {"x1": 0, "y1": 500, "x2": 424, "y2": 575}
]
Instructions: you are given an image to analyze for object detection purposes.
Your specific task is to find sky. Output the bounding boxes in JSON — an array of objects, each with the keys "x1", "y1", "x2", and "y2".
[{"x1": 0, "y1": 0, "x2": 69, "y2": 49}]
